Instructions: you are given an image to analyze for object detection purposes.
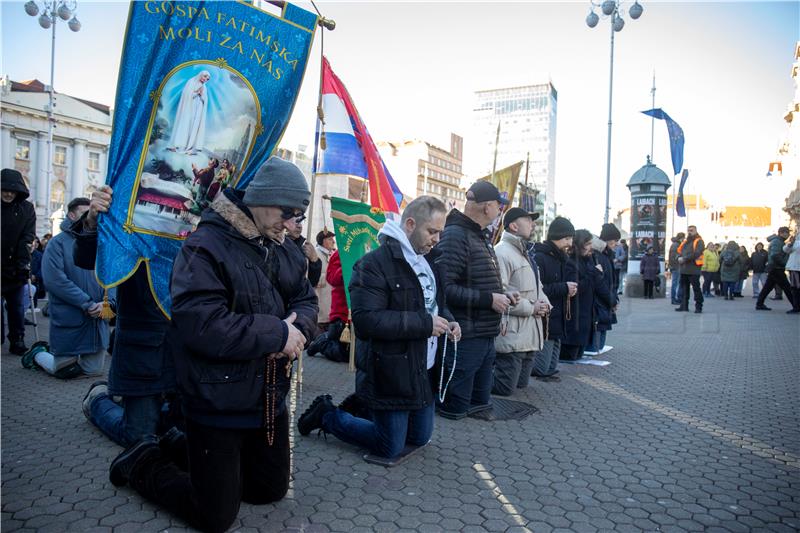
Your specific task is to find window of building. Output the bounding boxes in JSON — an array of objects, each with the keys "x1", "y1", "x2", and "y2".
[
  {"x1": 88, "y1": 151, "x2": 100, "y2": 171},
  {"x1": 54, "y1": 146, "x2": 67, "y2": 166},
  {"x1": 15, "y1": 139, "x2": 30, "y2": 160},
  {"x1": 50, "y1": 180, "x2": 66, "y2": 213}
]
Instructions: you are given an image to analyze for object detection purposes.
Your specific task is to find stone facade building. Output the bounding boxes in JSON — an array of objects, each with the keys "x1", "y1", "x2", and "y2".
[{"x1": 1, "y1": 77, "x2": 112, "y2": 235}]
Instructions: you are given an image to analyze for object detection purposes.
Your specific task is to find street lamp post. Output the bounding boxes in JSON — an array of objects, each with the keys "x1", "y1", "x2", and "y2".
[
  {"x1": 586, "y1": 0, "x2": 643, "y2": 224},
  {"x1": 23, "y1": 0, "x2": 81, "y2": 231}
]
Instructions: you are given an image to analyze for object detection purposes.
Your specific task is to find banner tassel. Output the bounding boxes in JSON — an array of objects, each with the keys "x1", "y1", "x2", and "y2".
[{"x1": 99, "y1": 289, "x2": 115, "y2": 321}]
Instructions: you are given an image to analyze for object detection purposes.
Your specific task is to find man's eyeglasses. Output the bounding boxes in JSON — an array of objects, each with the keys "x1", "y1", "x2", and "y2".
[{"x1": 279, "y1": 206, "x2": 306, "y2": 223}]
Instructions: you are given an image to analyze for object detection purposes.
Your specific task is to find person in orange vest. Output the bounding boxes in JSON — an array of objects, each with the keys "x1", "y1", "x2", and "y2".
[{"x1": 676, "y1": 225, "x2": 705, "y2": 313}]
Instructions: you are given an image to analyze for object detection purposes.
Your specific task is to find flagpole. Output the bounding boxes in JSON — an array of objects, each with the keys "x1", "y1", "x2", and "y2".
[
  {"x1": 491, "y1": 121, "x2": 501, "y2": 182},
  {"x1": 649, "y1": 71, "x2": 656, "y2": 162}
]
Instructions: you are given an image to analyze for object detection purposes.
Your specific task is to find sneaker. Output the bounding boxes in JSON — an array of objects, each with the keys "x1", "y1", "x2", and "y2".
[
  {"x1": 20, "y1": 341, "x2": 49, "y2": 369},
  {"x1": 9, "y1": 340, "x2": 28, "y2": 355},
  {"x1": 297, "y1": 394, "x2": 334, "y2": 436},
  {"x1": 583, "y1": 350, "x2": 599, "y2": 356},
  {"x1": 82, "y1": 380, "x2": 108, "y2": 420},
  {"x1": 109, "y1": 436, "x2": 160, "y2": 487},
  {"x1": 755, "y1": 305, "x2": 772, "y2": 311},
  {"x1": 599, "y1": 346, "x2": 614, "y2": 354}
]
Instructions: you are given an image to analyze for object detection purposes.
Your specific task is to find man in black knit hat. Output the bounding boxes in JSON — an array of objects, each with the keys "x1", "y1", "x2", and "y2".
[{"x1": 531, "y1": 216, "x2": 575, "y2": 381}]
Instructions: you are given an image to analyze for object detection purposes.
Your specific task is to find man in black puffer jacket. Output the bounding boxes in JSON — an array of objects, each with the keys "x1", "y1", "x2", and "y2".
[
  {"x1": 435, "y1": 181, "x2": 517, "y2": 419},
  {"x1": 1, "y1": 169, "x2": 36, "y2": 355},
  {"x1": 532, "y1": 217, "x2": 575, "y2": 380},
  {"x1": 109, "y1": 158, "x2": 317, "y2": 533}
]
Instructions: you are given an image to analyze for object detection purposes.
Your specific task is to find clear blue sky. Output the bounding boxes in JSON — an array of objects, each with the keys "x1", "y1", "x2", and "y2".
[{"x1": 2, "y1": 1, "x2": 798, "y2": 229}]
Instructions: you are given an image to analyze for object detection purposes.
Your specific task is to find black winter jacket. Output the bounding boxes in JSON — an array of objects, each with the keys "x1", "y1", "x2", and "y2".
[
  {"x1": 351, "y1": 237, "x2": 452, "y2": 411},
  {"x1": 435, "y1": 209, "x2": 502, "y2": 339},
  {"x1": 563, "y1": 255, "x2": 610, "y2": 348},
  {"x1": 534, "y1": 240, "x2": 570, "y2": 341},
  {"x1": 593, "y1": 245, "x2": 618, "y2": 332},
  {"x1": 1, "y1": 172, "x2": 36, "y2": 291},
  {"x1": 750, "y1": 249, "x2": 768, "y2": 273},
  {"x1": 170, "y1": 190, "x2": 318, "y2": 428},
  {"x1": 72, "y1": 216, "x2": 175, "y2": 397}
]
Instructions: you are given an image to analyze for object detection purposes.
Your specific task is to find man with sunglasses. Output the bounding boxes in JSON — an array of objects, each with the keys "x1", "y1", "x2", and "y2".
[
  {"x1": 435, "y1": 181, "x2": 518, "y2": 420},
  {"x1": 108, "y1": 157, "x2": 318, "y2": 533}
]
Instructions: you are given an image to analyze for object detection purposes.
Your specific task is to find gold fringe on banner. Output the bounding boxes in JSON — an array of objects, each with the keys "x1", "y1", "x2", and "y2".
[{"x1": 99, "y1": 289, "x2": 116, "y2": 321}]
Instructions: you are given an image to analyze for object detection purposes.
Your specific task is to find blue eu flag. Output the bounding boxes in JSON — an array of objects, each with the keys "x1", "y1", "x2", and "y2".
[
  {"x1": 642, "y1": 108, "x2": 684, "y2": 176},
  {"x1": 675, "y1": 169, "x2": 689, "y2": 217}
]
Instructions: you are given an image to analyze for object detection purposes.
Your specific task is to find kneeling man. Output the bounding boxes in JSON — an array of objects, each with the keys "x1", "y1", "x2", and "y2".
[{"x1": 298, "y1": 196, "x2": 460, "y2": 460}]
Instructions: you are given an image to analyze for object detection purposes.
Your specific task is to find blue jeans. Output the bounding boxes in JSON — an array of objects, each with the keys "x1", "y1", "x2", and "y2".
[
  {"x1": 89, "y1": 393, "x2": 162, "y2": 447},
  {"x1": 322, "y1": 403, "x2": 434, "y2": 458},
  {"x1": 670, "y1": 269, "x2": 683, "y2": 302},
  {"x1": 723, "y1": 281, "x2": 736, "y2": 298},
  {"x1": 589, "y1": 330, "x2": 608, "y2": 353},
  {"x1": 752, "y1": 272, "x2": 767, "y2": 296},
  {"x1": 436, "y1": 337, "x2": 495, "y2": 417}
]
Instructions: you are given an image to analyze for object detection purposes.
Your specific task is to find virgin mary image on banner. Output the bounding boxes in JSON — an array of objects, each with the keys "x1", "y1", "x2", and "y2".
[
  {"x1": 168, "y1": 70, "x2": 210, "y2": 155},
  {"x1": 129, "y1": 62, "x2": 260, "y2": 237}
]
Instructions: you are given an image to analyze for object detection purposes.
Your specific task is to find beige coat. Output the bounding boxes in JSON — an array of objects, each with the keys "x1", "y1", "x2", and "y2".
[
  {"x1": 316, "y1": 244, "x2": 334, "y2": 324},
  {"x1": 494, "y1": 232, "x2": 550, "y2": 353}
]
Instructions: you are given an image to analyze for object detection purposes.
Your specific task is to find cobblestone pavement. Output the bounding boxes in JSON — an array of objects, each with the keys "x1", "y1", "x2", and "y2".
[{"x1": 2, "y1": 290, "x2": 799, "y2": 532}]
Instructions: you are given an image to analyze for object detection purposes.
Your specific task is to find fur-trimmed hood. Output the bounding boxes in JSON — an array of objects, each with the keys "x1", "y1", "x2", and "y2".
[{"x1": 208, "y1": 189, "x2": 261, "y2": 240}]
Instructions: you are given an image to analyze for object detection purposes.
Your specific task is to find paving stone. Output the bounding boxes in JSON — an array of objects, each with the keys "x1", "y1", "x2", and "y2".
[{"x1": 2, "y1": 302, "x2": 798, "y2": 531}]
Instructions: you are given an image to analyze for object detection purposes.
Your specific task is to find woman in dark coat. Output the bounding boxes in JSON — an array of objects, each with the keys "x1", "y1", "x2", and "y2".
[
  {"x1": 639, "y1": 247, "x2": 660, "y2": 299},
  {"x1": 561, "y1": 230, "x2": 611, "y2": 361},
  {"x1": 735, "y1": 245, "x2": 750, "y2": 297}
]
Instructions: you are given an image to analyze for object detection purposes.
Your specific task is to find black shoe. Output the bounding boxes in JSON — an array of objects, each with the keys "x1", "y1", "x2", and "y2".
[
  {"x1": 770, "y1": 296, "x2": 783, "y2": 301},
  {"x1": 297, "y1": 394, "x2": 334, "y2": 436},
  {"x1": 24, "y1": 318, "x2": 35, "y2": 326},
  {"x1": 787, "y1": 309, "x2": 800, "y2": 314},
  {"x1": 109, "y1": 436, "x2": 160, "y2": 487},
  {"x1": 9, "y1": 340, "x2": 28, "y2": 355},
  {"x1": 755, "y1": 305, "x2": 772, "y2": 311},
  {"x1": 306, "y1": 335, "x2": 326, "y2": 357},
  {"x1": 675, "y1": 307, "x2": 689, "y2": 312},
  {"x1": 694, "y1": 308, "x2": 702, "y2": 314}
]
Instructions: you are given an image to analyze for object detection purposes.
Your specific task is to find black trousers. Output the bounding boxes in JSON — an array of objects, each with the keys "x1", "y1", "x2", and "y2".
[
  {"x1": 643, "y1": 280, "x2": 654, "y2": 299},
  {"x1": 131, "y1": 411, "x2": 290, "y2": 533},
  {"x1": 757, "y1": 269, "x2": 794, "y2": 308},
  {"x1": 680, "y1": 274, "x2": 703, "y2": 310},
  {"x1": 1, "y1": 285, "x2": 26, "y2": 343}
]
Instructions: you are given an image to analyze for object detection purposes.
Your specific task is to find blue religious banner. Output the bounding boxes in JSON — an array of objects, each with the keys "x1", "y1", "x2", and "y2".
[{"x1": 97, "y1": 1, "x2": 318, "y2": 317}]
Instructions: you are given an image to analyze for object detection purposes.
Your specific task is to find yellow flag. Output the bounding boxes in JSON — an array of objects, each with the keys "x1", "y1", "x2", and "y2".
[{"x1": 479, "y1": 161, "x2": 524, "y2": 206}]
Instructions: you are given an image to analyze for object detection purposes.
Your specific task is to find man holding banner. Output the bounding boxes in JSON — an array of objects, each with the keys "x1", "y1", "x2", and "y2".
[{"x1": 108, "y1": 157, "x2": 317, "y2": 533}]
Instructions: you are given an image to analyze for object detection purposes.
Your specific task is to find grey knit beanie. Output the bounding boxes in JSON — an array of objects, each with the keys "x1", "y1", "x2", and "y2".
[{"x1": 243, "y1": 157, "x2": 311, "y2": 211}]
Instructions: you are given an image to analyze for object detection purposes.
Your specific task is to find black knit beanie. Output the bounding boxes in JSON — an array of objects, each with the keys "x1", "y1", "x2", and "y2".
[
  {"x1": 547, "y1": 216, "x2": 575, "y2": 241},
  {"x1": 599, "y1": 223, "x2": 621, "y2": 242}
]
